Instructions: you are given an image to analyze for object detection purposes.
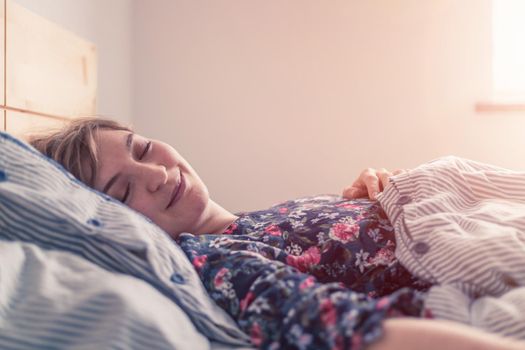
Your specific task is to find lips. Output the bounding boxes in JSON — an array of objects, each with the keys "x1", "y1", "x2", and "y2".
[{"x1": 166, "y1": 171, "x2": 185, "y2": 209}]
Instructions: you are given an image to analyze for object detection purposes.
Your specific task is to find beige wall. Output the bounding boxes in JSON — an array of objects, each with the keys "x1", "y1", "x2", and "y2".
[
  {"x1": 120, "y1": 1, "x2": 515, "y2": 214},
  {"x1": 8, "y1": 0, "x2": 524, "y2": 229},
  {"x1": 13, "y1": 1, "x2": 525, "y2": 213},
  {"x1": 14, "y1": 0, "x2": 133, "y2": 123},
  {"x1": 132, "y1": 0, "x2": 525, "y2": 213}
]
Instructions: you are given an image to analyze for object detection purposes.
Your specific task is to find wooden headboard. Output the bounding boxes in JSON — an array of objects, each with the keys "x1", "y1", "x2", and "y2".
[{"x1": 0, "y1": 0, "x2": 96, "y2": 138}]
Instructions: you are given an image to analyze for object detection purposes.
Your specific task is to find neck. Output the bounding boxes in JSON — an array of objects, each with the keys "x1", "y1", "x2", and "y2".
[{"x1": 194, "y1": 199, "x2": 238, "y2": 235}]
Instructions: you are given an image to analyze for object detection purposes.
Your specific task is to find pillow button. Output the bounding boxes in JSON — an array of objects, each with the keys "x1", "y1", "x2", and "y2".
[
  {"x1": 87, "y1": 218, "x2": 102, "y2": 227},
  {"x1": 413, "y1": 241, "x2": 429, "y2": 255},
  {"x1": 170, "y1": 273, "x2": 185, "y2": 284},
  {"x1": 0, "y1": 170, "x2": 7, "y2": 182},
  {"x1": 397, "y1": 195, "x2": 412, "y2": 205}
]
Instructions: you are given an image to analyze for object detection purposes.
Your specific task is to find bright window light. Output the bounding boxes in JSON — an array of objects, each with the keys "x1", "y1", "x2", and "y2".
[{"x1": 492, "y1": 0, "x2": 525, "y2": 100}]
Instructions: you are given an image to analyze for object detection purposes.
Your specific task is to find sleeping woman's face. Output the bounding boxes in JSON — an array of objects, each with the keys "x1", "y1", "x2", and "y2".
[{"x1": 90, "y1": 129, "x2": 211, "y2": 238}]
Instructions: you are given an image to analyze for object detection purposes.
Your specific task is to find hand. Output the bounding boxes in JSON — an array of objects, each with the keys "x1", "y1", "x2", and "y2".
[{"x1": 342, "y1": 168, "x2": 408, "y2": 200}]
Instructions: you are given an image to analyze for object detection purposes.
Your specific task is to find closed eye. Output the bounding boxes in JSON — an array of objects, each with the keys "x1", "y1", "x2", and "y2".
[
  {"x1": 121, "y1": 183, "x2": 131, "y2": 203},
  {"x1": 139, "y1": 141, "x2": 151, "y2": 160}
]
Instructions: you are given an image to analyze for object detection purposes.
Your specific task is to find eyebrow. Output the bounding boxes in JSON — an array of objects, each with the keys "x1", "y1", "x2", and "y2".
[{"x1": 102, "y1": 132, "x2": 134, "y2": 194}]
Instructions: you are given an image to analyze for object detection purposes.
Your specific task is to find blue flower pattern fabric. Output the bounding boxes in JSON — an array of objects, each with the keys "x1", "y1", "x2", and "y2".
[{"x1": 178, "y1": 195, "x2": 431, "y2": 349}]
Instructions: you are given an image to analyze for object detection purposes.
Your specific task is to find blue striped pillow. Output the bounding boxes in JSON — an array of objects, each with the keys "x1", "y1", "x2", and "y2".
[
  {"x1": 0, "y1": 240, "x2": 210, "y2": 349},
  {"x1": 0, "y1": 131, "x2": 250, "y2": 346}
]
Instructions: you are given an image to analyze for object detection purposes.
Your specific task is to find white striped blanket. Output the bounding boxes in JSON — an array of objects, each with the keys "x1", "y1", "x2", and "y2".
[{"x1": 378, "y1": 156, "x2": 525, "y2": 340}]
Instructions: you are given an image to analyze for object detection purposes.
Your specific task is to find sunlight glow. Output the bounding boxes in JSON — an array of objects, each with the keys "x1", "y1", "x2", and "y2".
[{"x1": 493, "y1": 0, "x2": 525, "y2": 100}]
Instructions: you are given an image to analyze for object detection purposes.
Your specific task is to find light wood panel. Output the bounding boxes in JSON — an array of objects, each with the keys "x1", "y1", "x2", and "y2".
[
  {"x1": 1, "y1": 0, "x2": 5, "y2": 130},
  {"x1": 6, "y1": 0, "x2": 96, "y2": 119},
  {"x1": 7, "y1": 110, "x2": 67, "y2": 140}
]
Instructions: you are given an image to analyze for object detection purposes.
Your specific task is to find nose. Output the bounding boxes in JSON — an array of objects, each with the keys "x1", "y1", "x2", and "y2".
[{"x1": 138, "y1": 163, "x2": 168, "y2": 193}]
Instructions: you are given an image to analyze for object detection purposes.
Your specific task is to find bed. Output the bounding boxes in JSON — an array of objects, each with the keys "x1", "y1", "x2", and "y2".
[
  {"x1": 3, "y1": 2, "x2": 525, "y2": 349},
  {"x1": 0, "y1": 2, "x2": 253, "y2": 349}
]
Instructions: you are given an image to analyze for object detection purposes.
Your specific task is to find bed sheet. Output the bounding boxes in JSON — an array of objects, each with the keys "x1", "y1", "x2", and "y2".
[{"x1": 0, "y1": 240, "x2": 212, "y2": 349}]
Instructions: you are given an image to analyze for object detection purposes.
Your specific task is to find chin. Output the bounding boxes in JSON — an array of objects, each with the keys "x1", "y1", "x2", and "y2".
[
  {"x1": 193, "y1": 189, "x2": 209, "y2": 213},
  {"x1": 184, "y1": 187, "x2": 209, "y2": 221}
]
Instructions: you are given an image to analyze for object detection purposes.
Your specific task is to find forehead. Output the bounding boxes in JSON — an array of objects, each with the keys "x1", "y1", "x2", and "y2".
[
  {"x1": 96, "y1": 129, "x2": 129, "y2": 147},
  {"x1": 92, "y1": 129, "x2": 131, "y2": 190},
  {"x1": 95, "y1": 129, "x2": 131, "y2": 165}
]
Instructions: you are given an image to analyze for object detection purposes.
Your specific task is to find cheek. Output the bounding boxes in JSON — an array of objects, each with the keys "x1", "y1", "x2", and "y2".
[
  {"x1": 128, "y1": 198, "x2": 156, "y2": 220},
  {"x1": 131, "y1": 203, "x2": 167, "y2": 229}
]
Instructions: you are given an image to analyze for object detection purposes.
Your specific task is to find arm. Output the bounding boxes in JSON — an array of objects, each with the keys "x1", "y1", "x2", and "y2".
[
  {"x1": 369, "y1": 318, "x2": 525, "y2": 350},
  {"x1": 178, "y1": 233, "x2": 425, "y2": 349},
  {"x1": 181, "y1": 234, "x2": 525, "y2": 350}
]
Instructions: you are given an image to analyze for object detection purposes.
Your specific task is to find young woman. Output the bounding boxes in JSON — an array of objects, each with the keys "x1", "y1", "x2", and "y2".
[{"x1": 30, "y1": 117, "x2": 524, "y2": 350}]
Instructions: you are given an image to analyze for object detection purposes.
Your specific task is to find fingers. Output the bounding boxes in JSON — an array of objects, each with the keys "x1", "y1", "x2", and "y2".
[
  {"x1": 342, "y1": 182, "x2": 363, "y2": 199},
  {"x1": 342, "y1": 186, "x2": 355, "y2": 198},
  {"x1": 342, "y1": 185, "x2": 368, "y2": 199},
  {"x1": 342, "y1": 167, "x2": 409, "y2": 200},
  {"x1": 392, "y1": 168, "x2": 409, "y2": 176},
  {"x1": 376, "y1": 168, "x2": 392, "y2": 193},
  {"x1": 343, "y1": 168, "x2": 381, "y2": 200},
  {"x1": 362, "y1": 169, "x2": 381, "y2": 200}
]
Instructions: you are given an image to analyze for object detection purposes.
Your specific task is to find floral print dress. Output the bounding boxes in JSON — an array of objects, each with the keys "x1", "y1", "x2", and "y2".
[{"x1": 178, "y1": 195, "x2": 431, "y2": 349}]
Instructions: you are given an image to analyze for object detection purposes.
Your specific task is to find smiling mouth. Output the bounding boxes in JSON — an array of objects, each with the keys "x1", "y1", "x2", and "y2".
[{"x1": 166, "y1": 171, "x2": 185, "y2": 209}]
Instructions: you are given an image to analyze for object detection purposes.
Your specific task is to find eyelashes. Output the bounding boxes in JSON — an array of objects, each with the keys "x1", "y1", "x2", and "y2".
[
  {"x1": 121, "y1": 183, "x2": 131, "y2": 203},
  {"x1": 120, "y1": 141, "x2": 151, "y2": 203},
  {"x1": 139, "y1": 141, "x2": 152, "y2": 160},
  {"x1": 121, "y1": 140, "x2": 151, "y2": 203}
]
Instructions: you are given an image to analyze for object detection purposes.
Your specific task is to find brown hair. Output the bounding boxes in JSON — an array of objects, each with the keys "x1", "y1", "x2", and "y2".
[{"x1": 29, "y1": 117, "x2": 132, "y2": 187}]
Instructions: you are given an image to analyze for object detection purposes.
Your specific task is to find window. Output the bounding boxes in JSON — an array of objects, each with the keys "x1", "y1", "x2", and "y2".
[{"x1": 492, "y1": 0, "x2": 525, "y2": 101}]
